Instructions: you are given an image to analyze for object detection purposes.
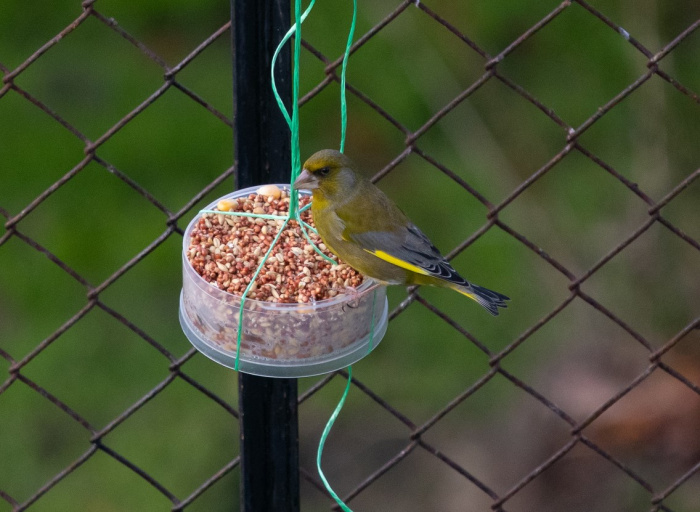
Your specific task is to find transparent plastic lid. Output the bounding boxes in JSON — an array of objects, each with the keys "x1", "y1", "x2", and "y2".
[{"x1": 178, "y1": 185, "x2": 388, "y2": 378}]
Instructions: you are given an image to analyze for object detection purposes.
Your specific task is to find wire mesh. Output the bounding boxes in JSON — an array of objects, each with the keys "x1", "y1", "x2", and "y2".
[{"x1": 1, "y1": 0, "x2": 699, "y2": 511}]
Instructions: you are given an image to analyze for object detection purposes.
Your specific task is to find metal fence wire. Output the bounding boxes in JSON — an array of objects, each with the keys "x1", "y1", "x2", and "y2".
[{"x1": 1, "y1": 0, "x2": 699, "y2": 511}]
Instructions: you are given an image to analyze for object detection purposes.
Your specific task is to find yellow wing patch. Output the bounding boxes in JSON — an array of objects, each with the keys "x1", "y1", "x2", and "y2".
[{"x1": 365, "y1": 249, "x2": 432, "y2": 276}]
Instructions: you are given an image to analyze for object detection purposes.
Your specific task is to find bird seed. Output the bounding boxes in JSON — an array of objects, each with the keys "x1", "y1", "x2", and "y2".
[{"x1": 186, "y1": 186, "x2": 364, "y2": 304}]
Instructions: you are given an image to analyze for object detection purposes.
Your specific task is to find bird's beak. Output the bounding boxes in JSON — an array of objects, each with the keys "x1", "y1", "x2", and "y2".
[{"x1": 293, "y1": 168, "x2": 319, "y2": 190}]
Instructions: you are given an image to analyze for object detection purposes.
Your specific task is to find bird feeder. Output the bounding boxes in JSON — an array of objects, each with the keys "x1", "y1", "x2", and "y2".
[{"x1": 179, "y1": 184, "x2": 388, "y2": 378}]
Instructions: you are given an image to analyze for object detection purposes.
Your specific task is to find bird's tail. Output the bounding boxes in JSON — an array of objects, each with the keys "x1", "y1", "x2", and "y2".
[{"x1": 454, "y1": 283, "x2": 510, "y2": 316}]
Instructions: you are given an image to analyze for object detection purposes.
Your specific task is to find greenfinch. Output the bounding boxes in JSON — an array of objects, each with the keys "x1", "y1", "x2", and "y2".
[{"x1": 293, "y1": 149, "x2": 509, "y2": 316}]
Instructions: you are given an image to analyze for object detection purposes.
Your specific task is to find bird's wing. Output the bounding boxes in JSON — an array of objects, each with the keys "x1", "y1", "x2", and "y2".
[{"x1": 347, "y1": 223, "x2": 470, "y2": 287}]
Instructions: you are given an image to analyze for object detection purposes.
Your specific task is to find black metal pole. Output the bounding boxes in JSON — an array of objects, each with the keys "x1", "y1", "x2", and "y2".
[{"x1": 231, "y1": 1, "x2": 300, "y2": 511}]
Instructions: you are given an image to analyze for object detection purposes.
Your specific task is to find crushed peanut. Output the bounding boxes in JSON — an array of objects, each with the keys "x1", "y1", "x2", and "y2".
[{"x1": 187, "y1": 188, "x2": 364, "y2": 303}]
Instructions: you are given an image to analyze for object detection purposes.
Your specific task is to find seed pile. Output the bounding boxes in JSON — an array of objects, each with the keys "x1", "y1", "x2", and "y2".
[{"x1": 187, "y1": 185, "x2": 364, "y2": 303}]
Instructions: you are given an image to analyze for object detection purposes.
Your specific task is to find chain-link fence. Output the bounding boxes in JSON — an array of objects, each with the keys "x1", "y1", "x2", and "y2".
[{"x1": 1, "y1": 0, "x2": 699, "y2": 511}]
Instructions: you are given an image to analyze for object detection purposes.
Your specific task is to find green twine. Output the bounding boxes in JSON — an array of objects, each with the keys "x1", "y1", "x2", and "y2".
[
  {"x1": 317, "y1": 367, "x2": 354, "y2": 512},
  {"x1": 200, "y1": 210, "x2": 288, "y2": 221},
  {"x1": 270, "y1": 0, "x2": 316, "y2": 131},
  {"x1": 200, "y1": 198, "x2": 312, "y2": 221},
  {"x1": 203, "y1": 2, "x2": 361, "y2": 504},
  {"x1": 230, "y1": 0, "x2": 311, "y2": 370},
  {"x1": 316, "y1": 293, "x2": 375, "y2": 512},
  {"x1": 289, "y1": 0, "x2": 303, "y2": 215},
  {"x1": 368, "y1": 288, "x2": 377, "y2": 352},
  {"x1": 276, "y1": 3, "x2": 359, "y2": 510},
  {"x1": 271, "y1": 0, "x2": 316, "y2": 215},
  {"x1": 233, "y1": 216, "x2": 291, "y2": 369},
  {"x1": 314, "y1": 3, "x2": 359, "y2": 504},
  {"x1": 339, "y1": 0, "x2": 357, "y2": 154}
]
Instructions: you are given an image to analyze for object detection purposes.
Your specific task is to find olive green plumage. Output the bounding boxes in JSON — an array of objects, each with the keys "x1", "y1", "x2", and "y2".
[{"x1": 293, "y1": 149, "x2": 509, "y2": 315}]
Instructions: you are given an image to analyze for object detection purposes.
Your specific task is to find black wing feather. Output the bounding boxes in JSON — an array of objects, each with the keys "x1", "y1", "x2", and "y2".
[{"x1": 349, "y1": 223, "x2": 470, "y2": 287}]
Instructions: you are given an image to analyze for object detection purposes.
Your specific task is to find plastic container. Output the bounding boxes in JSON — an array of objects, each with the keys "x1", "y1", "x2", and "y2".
[{"x1": 179, "y1": 185, "x2": 388, "y2": 378}]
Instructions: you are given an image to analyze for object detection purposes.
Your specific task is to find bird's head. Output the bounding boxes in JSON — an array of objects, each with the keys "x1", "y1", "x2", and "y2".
[{"x1": 293, "y1": 149, "x2": 359, "y2": 200}]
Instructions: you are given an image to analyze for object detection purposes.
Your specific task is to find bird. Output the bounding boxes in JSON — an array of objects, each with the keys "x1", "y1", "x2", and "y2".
[{"x1": 293, "y1": 149, "x2": 509, "y2": 316}]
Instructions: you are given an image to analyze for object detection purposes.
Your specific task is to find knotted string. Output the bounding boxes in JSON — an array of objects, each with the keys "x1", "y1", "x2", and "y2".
[
  {"x1": 270, "y1": 2, "x2": 361, "y2": 510},
  {"x1": 199, "y1": 3, "x2": 361, "y2": 507}
]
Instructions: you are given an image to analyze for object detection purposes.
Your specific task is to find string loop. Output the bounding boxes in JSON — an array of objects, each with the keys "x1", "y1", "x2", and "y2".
[
  {"x1": 317, "y1": 368, "x2": 354, "y2": 512},
  {"x1": 209, "y1": 3, "x2": 361, "y2": 504}
]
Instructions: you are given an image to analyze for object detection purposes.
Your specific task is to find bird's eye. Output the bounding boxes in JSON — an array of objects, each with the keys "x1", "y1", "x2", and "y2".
[{"x1": 317, "y1": 166, "x2": 331, "y2": 176}]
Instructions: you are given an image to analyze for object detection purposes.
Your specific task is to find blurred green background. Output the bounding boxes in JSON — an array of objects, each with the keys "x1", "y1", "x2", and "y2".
[{"x1": 1, "y1": 0, "x2": 699, "y2": 511}]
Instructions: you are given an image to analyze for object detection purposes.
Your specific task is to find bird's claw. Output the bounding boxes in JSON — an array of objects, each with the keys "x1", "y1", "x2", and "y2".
[{"x1": 340, "y1": 285, "x2": 362, "y2": 311}]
